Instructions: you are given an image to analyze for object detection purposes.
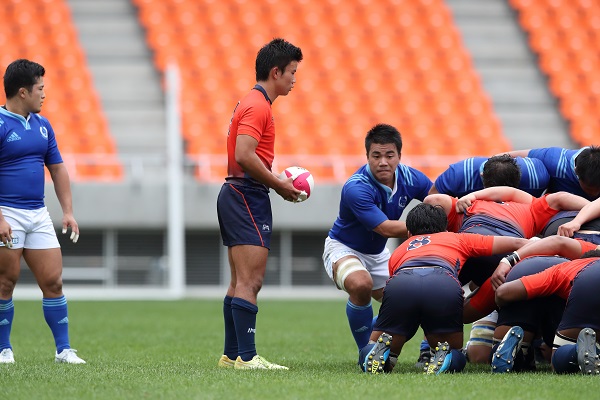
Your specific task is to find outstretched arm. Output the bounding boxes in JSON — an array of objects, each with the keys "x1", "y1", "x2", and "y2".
[
  {"x1": 456, "y1": 186, "x2": 533, "y2": 213},
  {"x1": 490, "y1": 236, "x2": 589, "y2": 289},
  {"x1": 545, "y1": 192, "x2": 589, "y2": 212},
  {"x1": 557, "y1": 197, "x2": 600, "y2": 237},
  {"x1": 494, "y1": 150, "x2": 531, "y2": 158},
  {"x1": 372, "y1": 220, "x2": 408, "y2": 240}
]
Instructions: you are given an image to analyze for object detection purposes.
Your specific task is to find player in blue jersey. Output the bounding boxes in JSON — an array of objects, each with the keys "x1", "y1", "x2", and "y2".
[
  {"x1": 322, "y1": 123, "x2": 432, "y2": 355},
  {"x1": 503, "y1": 146, "x2": 600, "y2": 200},
  {"x1": 430, "y1": 154, "x2": 550, "y2": 198},
  {"x1": 0, "y1": 59, "x2": 84, "y2": 364}
]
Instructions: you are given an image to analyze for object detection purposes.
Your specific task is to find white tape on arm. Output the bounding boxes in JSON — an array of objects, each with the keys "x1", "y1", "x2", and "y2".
[{"x1": 335, "y1": 258, "x2": 367, "y2": 291}]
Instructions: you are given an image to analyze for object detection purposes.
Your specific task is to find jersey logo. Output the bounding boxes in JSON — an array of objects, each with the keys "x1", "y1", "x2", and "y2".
[
  {"x1": 40, "y1": 126, "x2": 48, "y2": 139},
  {"x1": 398, "y1": 195, "x2": 408, "y2": 208},
  {"x1": 6, "y1": 132, "x2": 21, "y2": 142},
  {"x1": 407, "y1": 236, "x2": 431, "y2": 250}
]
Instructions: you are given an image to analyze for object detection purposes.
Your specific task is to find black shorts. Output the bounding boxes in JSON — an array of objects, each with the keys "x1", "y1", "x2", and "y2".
[
  {"x1": 217, "y1": 182, "x2": 272, "y2": 249},
  {"x1": 497, "y1": 256, "x2": 569, "y2": 344},
  {"x1": 558, "y1": 264, "x2": 600, "y2": 331},
  {"x1": 374, "y1": 267, "x2": 463, "y2": 339}
]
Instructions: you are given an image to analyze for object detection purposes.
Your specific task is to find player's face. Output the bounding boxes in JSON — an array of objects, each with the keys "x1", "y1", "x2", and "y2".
[
  {"x1": 24, "y1": 77, "x2": 45, "y2": 114},
  {"x1": 579, "y1": 180, "x2": 600, "y2": 199},
  {"x1": 367, "y1": 143, "x2": 400, "y2": 187},
  {"x1": 276, "y1": 61, "x2": 298, "y2": 96}
]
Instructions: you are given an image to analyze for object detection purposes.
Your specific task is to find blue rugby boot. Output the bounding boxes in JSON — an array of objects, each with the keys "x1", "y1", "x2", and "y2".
[
  {"x1": 425, "y1": 342, "x2": 452, "y2": 375},
  {"x1": 491, "y1": 326, "x2": 524, "y2": 373}
]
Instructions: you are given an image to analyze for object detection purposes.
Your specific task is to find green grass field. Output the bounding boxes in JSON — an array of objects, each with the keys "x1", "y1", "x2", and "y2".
[{"x1": 1, "y1": 299, "x2": 596, "y2": 400}]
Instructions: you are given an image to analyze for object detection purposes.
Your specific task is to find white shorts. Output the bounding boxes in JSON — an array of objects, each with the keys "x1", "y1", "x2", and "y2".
[
  {"x1": 0, "y1": 206, "x2": 60, "y2": 249},
  {"x1": 322, "y1": 236, "x2": 390, "y2": 290}
]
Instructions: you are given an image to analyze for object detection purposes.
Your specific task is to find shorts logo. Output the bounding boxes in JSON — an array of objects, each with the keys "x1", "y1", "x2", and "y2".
[
  {"x1": 40, "y1": 126, "x2": 48, "y2": 139},
  {"x1": 407, "y1": 236, "x2": 431, "y2": 251},
  {"x1": 262, "y1": 224, "x2": 270, "y2": 231},
  {"x1": 0, "y1": 237, "x2": 18, "y2": 247}
]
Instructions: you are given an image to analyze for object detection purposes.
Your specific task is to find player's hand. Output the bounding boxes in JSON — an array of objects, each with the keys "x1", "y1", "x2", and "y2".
[
  {"x1": 491, "y1": 262, "x2": 511, "y2": 290},
  {"x1": 62, "y1": 214, "x2": 80, "y2": 243},
  {"x1": 455, "y1": 194, "x2": 475, "y2": 213},
  {"x1": 557, "y1": 221, "x2": 580, "y2": 238},
  {"x1": 275, "y1": 176, "x2": 302, "y2": 203},
  {"x1": 0, "y1": 218, "x2": 13, "y2": 248}
]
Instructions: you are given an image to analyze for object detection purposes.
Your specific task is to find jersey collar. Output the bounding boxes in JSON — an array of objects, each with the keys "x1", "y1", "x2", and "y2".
[
  {"x1": 366, "y1": 165, "x2": 398, "y2": 201},
  {"x1": 253, "y1": 84, "x2": 272, "y2": 104},
  {"x1": 0, "y1": 106, "x2": 31, "y2": 129}
]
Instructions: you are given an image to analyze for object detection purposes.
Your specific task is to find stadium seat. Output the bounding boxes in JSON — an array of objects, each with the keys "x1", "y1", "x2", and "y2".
[{"x1": 134, "y1": 0, "x2": 509, "y2": 182}]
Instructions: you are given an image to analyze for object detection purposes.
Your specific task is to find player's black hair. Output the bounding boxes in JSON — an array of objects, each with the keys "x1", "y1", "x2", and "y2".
[
  {"x1": 4, "y1": 59, "x2": 45, "y2": 99},
  {"x1": 482, "y1": 154, "x2": 521, "y2": 189},
  {"x1": 255, "y1": 38, "x2": 303, "y2": 82},
  {"x1": 575, "y1": 146, "x2": 600, "y2": 191},
  {"x1": 365, "y1": 123, "x2": 402, "y2": 155},
  {"x1": 581, "y1": 249, "x2": 600, "y2": 259},
  {"x1": 406, "y1": 203, "x2": 448, "y2": 235}
]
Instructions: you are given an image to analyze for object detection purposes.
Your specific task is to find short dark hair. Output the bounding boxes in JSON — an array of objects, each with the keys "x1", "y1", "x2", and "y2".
[
  {"x1": 4, "y1": 59, "x2": 45, "y2": 99},
  {"x1": 581, "y1": 249, "x2": 600, "y2": 259},
  {"x1": 482, "y1": 154, "x2": 521, "y2": 188},
  {"x1": 255, "y1": 38, "x2": 303, "y2": 81},
  {"x1": 406, "y1": 203, "x2": 448, "y2": 235},
  {"x1": 575, "y1": 146, "x2": 600, "y2": 188},
  {"x1": 365, "y1": 123, "x2": 402, "y2": 155}
]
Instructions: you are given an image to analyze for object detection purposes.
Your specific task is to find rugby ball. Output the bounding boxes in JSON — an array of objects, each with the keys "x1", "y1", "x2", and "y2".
[{"x1": 280, "y1": 166, "x2": 314, "y2": 203}]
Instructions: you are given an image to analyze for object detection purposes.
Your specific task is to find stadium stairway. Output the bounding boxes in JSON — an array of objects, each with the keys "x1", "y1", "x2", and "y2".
[
  {"x1": 445, "y1": 0, "x2": 574, "y2": 149},
  {"x1": 67, "y1": 0, "x2": 166, "y2": 160}
]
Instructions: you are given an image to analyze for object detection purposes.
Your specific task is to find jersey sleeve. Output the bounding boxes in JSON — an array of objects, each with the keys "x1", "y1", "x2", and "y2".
[
  {"x1": 527, "y1": 148, "x2": 559, "y2": 174},
  {"x1": 343, "y1": 182, "x2": 389, "y2": 231},
  {"x1": 404, "y1": 165, "x2": 433, "y2": 201},
  {"x1": 446, "y1": 197, "x2": 463, "y2": 232},
  {"x1": 236, "y1": 101, "x2": 269, "y2": 142},
  {"x1": 42, "y1": 118, "x2": 63, "y2": 165},
  {"x1": 458, "y1": 233, "x2": 495, "y2": 258},
  {"x1": 433, "y1": 165, "x2": 459, "y2": 196},
  {"x1": 518, "y1": 157, "x2": 550, "y2": 196},
  {"x1": 577, "y1": 239, "x2": 598, "y2": 255},
  {"x1": 520, "y1": 264, "x2": 564, "y2": 298}
]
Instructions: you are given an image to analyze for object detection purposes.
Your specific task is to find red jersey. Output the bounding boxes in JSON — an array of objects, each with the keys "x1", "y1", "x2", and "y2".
[
  {"x1": 447, "y1": 195, "x2": 557, "y2": 238},
  {"x1": 576, "y1": 238, "x2": 599, "y2": 255},
  {"x1": 226, "y1": 88, "x2": 275, "y2": 178},
  {"x1": 389, "y1": 232, "x2": 494, "y2": 276},
  {"x1": 521, "y1": 257, "x2": 600, "y2": 299}
]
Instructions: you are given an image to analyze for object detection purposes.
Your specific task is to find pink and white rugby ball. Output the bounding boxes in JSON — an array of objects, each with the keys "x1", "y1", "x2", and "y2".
[{"x1": 279, "y1": 166, "x2": 314, "y2": 203}]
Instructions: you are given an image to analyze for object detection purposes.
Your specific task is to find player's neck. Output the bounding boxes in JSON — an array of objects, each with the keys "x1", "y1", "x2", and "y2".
[
  {"x1": 256, "y1": 81, "x2": 278, "y2": 103},
  {"x1": 4, "y1": 99, "x2": 30, "y2": 118}
]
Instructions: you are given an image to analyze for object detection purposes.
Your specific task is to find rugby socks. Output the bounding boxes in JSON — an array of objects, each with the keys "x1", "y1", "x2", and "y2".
[
  {"x1": 231, "y1": 297, "x2": 258, "y2": 362},
  {"x1": 346, "y1": 300, "x2": 373, "y2": 349},
  {"x1": 552, "y1": 344, "x2": 579, "y2": 374},
  {"x1": 222, "y1": 295, "x2": 238, "y2": 360},
  {"x1": 42, "y1": 296, "x2": 70, "y2": 352},
  {"x1": 0, "y1": 298, "x2": 14, "y2": 350},
  {"x1": 419, "y1": 339, "x2": 430, "y2": 353}
]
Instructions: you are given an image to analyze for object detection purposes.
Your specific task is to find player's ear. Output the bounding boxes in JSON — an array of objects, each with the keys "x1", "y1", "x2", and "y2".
[
  {"x1": 271, "y1": 66, "x2": 280, "y2": 79},
  {"x1": 407, "y1": 230, "x2": 412, "y2": 238}
]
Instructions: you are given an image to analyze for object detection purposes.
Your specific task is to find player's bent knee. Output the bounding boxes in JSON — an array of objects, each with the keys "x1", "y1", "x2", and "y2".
[{"x1": 335, "y1": 258, "x2": 369, "y2": 293}]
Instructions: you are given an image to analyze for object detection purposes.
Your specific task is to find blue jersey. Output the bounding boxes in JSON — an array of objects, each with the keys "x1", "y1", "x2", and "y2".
[
  {"x1": 328, "y1": 164, "x2": 432, "y2": 254},
  {"x1": 433, "y1": 156, "x2": 550, "y2": 197},
  {"x1": 528, "y1": 147, "x2": 592, "y2": 199},
  {"x1": 0, "y1": 107, "x2": 63, "y2": 209}
]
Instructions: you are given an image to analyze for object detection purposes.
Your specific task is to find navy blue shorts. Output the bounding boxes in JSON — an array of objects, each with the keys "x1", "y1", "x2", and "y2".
[
  {"x1": 217, "y1": 182, "x2": 272, "y2": 249},
  {"x1": 374, "y1": 267, "x2": 463, "y2": 339},
  {"x1": 558, "y1": 263, "x2": 600, "y2": 331},
  {"x1": 497, "y1": 256, "x2": 569, "y2": 344}
]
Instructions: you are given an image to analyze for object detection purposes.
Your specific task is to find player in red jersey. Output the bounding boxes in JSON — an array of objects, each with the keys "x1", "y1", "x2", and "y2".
[
  {"x1": 493, "y1": 239, "x2": 600, "y2": 374},
  {"x1": 216, "y1": 38, "x2": 303, "y2": 370},
  {"x1": 358, "y1": 203, "x2": 528, "y2": 374}
]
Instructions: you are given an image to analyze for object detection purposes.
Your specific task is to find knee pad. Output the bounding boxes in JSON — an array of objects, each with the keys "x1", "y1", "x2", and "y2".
[{"x1": 335, "y1": 258, "x2": 367, "y2": 292}]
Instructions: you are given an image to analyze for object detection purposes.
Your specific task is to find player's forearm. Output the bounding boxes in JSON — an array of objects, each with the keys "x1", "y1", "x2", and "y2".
[
  {"x1": 470, "y1": 186, "x2": 532, "y2": 203},
  {"x1": 373, "y1": 220, "x2": 408, "y2": 239},
  {"x1": 237, "y1": 153, "x2": 282, "y2": 190},
  {"x1": 49, "y1": 165, "x2": 74, "y2": 215},
  {"x1": 570, "y1": 198, "x2": 600, "y2": 225}
]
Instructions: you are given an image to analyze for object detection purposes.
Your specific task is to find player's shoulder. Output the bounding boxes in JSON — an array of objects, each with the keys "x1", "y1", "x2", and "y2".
[{"x1": 397, "y1": 163, "x2": 432, "y2": 185}]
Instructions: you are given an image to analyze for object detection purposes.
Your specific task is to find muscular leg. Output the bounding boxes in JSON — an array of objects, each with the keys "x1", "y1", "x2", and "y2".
[
  {"x1": 229, "y1": 245, "x2": 268, "y2": 361},
  {"x1": 25, "y1": 248, "x2": 71, "y2": 352},
  {"x1": 0, "y1": 247, "x2": 22, "y2": 352},
  {"x1": 333, "y1": 256, "x2": 375, "y2": 349}
]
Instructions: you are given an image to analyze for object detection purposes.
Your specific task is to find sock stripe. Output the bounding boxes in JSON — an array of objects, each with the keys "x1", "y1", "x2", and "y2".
[
  {"x1": 0, "y1": 300, "x2": 14, "y2": 311},
  {"x1": 346, "y1": 300, "x2": 372, "y2": 310},
  {"x1": 43, "y1": 296, "x2": 67, "y2": 307}
]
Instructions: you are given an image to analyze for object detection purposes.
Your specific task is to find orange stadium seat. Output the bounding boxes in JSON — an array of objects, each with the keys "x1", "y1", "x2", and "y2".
[
  {"x1": 512, "y1": 0, "x2": 600, "y2": 146},
  {"x1": 0, "y1": 0, "x2": 121, "y2": 182},
  {"x1": 134, "y1": 0, "x2": 509, "y2": 182}
]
